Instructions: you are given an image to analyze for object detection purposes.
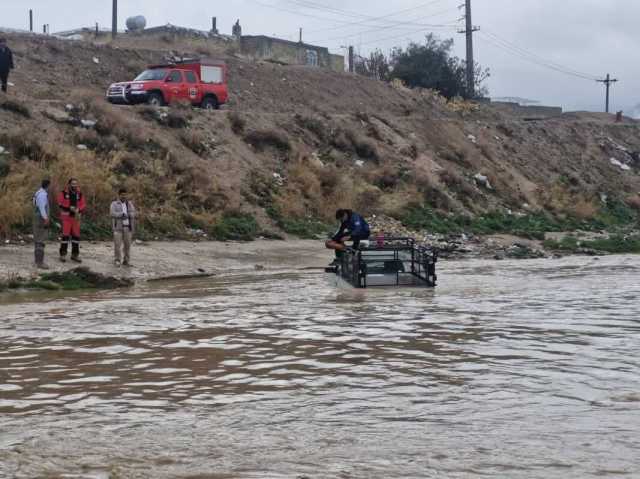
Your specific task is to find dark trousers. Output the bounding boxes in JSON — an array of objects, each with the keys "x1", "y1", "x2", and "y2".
[
  {"x1": 0, "y1": 70, "x2": 8, "y2": 93},
  {"x1": 33, "y1": 211, "x2": 48, "y2": 265}
]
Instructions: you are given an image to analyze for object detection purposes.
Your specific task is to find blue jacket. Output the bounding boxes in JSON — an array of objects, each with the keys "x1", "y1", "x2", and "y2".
[{"x1": 333, "y1": 212, "x2": 370, "y2": 241}]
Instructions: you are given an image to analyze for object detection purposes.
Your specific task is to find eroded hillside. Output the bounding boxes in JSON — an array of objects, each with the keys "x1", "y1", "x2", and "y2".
[{"x1": 1, "y1": 32, "x2": 639, "y2": 241}]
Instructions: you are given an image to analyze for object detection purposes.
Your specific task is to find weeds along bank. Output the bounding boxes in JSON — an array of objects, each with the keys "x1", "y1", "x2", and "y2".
[{"x1": 1, "y1": 32, "x2": 640, "y2": 242}]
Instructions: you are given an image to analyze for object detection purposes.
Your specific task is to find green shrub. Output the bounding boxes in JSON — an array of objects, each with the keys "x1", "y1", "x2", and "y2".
[
  {"x1": 0, "y1": 158, "x2": 9, "y2": 178},
  {"x1": 40, "y1": 268, "x2": 133, "y2": 290},
  {"x1": 543, "y1": 236, "x2": 580, "y2": 252},
  {"x1": 138, "y1": 215, "x2": 186, "y2": 239},
  {"x1": 0, "y1": 99, "x2": 31, "y2": 118},
  {"x1": 267, "y1": 206, "x2": 330, "y2": 239},
  {"x1": 244, "y1": 129, "x2": 291, "y2": 152},
  {"x1": 180, "y1": 130, "x2": 208, "y2": 155},
  {"x1": 404, "y1": 201, "x2": 638, "y2": 238},
  {"x1": 211, "y1": 213, "x2": 259, "y2": 241},
  {"x1": 544, "y1": 234, "x2": 640, "y2": 254},
  {"x1": 294, "y1": 114, "x2": 326, "y2": 140},
  {"x1": 402, "y1": 206, "x2": 468, "y2": 234},
  {"x1": 167, "y1": 111, "x2": 189, "y2": 129},
  {"x1": 584, "y1": 235, "x2": 640, "y2": 253},
  {"x1": 594, "y1": 198, "x2": 638, "y2": 228},
  {"x1": 77, "y1": 217, "x2": 114, "y2": 241},
  {"x1": 228, "y1": 112, "x2": 246, "y2": 134},
  {"x1": 345, "y1": 129, "x2": 378, "y2": 160}
]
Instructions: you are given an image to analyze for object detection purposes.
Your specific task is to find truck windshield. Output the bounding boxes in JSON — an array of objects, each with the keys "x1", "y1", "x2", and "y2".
[{"x1": 134, "y1": 69, "x2": 168, "y2": 81}]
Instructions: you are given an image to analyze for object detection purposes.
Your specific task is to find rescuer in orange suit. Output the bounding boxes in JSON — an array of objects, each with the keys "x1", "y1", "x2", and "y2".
[{"x1": 58, "y1": 178, "x2": 86, "y2": 263}]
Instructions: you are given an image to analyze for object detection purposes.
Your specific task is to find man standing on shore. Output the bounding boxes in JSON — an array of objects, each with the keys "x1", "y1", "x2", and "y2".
[
  {"x1": 0, "y1": 37, "x2": 15, "y2": 94},
  {"x1": 110, "y1": 188, "x2": 136, "y2": 267},
  {"x1": 33, "y1": 179, "x2": 51, "y2": 269},
  {"x1": 58, "y1": 178, "x2": 86, "y2": 263}
]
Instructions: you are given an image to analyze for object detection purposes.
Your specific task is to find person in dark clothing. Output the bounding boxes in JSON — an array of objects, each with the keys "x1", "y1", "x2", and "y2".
[
  {"x1": 0, "y1": 38, "x2": 15, "y2": 94},
  {"x1": 325, "y1": 209, "x2": 371, "y2": 264}
]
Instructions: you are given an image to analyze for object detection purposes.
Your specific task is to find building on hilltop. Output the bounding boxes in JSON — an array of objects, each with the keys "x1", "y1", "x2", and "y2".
[
  {"x1": 240, "y1": 35, "x2": 345, "y2": 73},
  {"x1": 53, "y1": 21, "x2": 346, "y2": 73}
]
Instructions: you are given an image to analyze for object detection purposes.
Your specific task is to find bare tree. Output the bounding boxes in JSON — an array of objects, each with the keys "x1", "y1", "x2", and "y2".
[{"x1": 354, "y1": 49, "x2": 390, "y2": 81}]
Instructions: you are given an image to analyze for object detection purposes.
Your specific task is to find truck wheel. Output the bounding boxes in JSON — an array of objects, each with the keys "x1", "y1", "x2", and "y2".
[
  {"x1": 147, "y1": 92, "x2": 164, "y2": 107},
  {"x1": 201, "y1": 96, "x2": 218, "y2": 110}
]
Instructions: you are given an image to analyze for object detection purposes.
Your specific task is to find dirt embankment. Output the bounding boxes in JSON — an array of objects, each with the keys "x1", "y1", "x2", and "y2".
[{"x1": 0, "y1": 31, "x2": 640, "y2": 243}]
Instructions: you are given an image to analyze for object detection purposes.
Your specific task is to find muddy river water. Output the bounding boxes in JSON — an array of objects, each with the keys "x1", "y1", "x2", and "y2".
[{"x1": 1, "y1": 255, "x2": 639, "y2": 478}]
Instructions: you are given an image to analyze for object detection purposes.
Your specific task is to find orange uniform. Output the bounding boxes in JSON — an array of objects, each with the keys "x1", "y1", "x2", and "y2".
[{"x1": 58, "y1": 186, "x2": 86, "y2": 260}]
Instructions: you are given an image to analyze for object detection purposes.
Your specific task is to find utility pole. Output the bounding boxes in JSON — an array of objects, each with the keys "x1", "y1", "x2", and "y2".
[
  {"x1": 458, "y1": 0, "x2": 479, "y2": 99},
  {"x1": 299, "y1": 28, "x2": 303, "y2": 43},
  {"x1": 112, "y1": 0, "x2": 118, "y2": 39},
  {"x1": 348, "y1": 46, "x2": 354, "y2": 73},
  {"x1": 29, "y1": 9, "x2": 33, "y2": 32},
  {"x1": 597, "y1": 73, "x2": 618, "y2": 113}
]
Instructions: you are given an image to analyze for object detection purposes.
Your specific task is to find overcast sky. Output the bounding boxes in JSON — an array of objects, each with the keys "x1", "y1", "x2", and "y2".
[{"x1": 2, "y1": 0, "x2": 638, "y2": 114}]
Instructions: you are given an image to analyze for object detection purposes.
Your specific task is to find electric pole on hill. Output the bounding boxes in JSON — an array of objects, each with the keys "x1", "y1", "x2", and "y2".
[
  {"x1": 458, "y1": 0, "x2": 479, "y2": 99},
  {"x1": 112, "y1": 0, "x2": 118, "y2": 39},
  {"x1": 597, "y1": 73, "x2": 618, "y2": 113}
]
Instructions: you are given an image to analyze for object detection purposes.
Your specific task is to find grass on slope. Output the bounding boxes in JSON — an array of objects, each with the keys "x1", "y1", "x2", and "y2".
[{"x1": 403, "y1": 199, "x2": 639, "y2": 240}]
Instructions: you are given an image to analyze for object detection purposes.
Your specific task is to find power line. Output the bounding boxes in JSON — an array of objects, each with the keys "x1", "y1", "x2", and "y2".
[
  {"x1": 355, "y1": 24, "x2": 453, "y2": 48},
  {"x1": 309, "y1": 10, "x2": 460, "y2": 44},
  {"x1": 479, "y1": 30, "x2": 618, "y2": 112},
  {"x1": 484, "y1": 30, "x2": 599, "y2": 80},
  {"x1": 478, "y1": 29, "x2": 599, "y2": 81},
  {"x1": 248, "y1": 0, "x2": 457, "y2": 32},
  {"x1": 293, "y1": 0, "x2": 454, "y2": 34}
]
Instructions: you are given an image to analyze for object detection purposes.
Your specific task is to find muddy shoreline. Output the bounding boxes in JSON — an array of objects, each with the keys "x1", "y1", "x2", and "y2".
[
  {"x1": 0, "y1": 239, "x2": 331, "y2": 285},
  {"x1": 0, "y1": 234, "x2": 604, "y2": 291}
]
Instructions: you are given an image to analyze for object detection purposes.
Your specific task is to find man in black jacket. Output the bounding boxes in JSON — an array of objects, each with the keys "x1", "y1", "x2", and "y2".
[{"x1": 0, "y1": 37, "x2": 15, "y2": 93}]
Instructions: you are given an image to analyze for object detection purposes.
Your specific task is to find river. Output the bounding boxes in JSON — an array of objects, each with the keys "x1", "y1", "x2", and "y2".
[{"x1": 1, "y1": 255, "x2": 639, "y2": 478}]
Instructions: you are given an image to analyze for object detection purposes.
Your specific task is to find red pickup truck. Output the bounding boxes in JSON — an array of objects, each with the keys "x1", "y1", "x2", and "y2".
[{"x1": 106, "y1": 59, "x2": 228, "y2": 109}]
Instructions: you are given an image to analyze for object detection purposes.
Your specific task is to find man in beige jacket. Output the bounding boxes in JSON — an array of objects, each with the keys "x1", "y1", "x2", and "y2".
[{"x1": 110, "y1": 188, "x2": 136, "y2": 266}]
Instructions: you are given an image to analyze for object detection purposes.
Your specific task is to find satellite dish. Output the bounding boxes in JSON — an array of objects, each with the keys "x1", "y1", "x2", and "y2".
[{"x1": 126, "y1": 16, "x2": 147, "y2": 32}]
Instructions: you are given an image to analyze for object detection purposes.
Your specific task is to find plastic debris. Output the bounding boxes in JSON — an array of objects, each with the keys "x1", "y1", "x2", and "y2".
[
  {"x1": 474, "y1": 173, "x2": 493, "y2": 189},
  {"x1": 272, "y1": 172, "x2": 285, "y2": 186},
  {"x1": 610, "y1": 158, "x2": 631, "y2": 171}
]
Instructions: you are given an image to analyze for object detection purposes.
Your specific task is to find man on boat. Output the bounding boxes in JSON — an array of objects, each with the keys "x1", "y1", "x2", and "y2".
[{"x1": 325, "y1": 209, "x2": 371, "y2": 265}]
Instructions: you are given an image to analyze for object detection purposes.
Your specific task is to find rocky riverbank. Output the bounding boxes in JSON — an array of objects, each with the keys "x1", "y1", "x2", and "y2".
[{"x1": 366, "y1": 214, "x2": 640, "y2": 259}]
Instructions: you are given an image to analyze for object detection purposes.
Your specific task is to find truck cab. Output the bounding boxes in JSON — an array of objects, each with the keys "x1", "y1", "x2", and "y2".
[{"x1": 106, "y1": 60, "x2": 228, "y2": 109}]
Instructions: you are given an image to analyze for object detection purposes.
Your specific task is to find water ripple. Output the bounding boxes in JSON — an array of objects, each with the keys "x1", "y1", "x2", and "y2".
[{"x1": 1, "y1": 255, "x2": 639, "y2": 478}]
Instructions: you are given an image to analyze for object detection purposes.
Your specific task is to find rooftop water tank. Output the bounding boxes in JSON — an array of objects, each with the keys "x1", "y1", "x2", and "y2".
[{"x1": 126, "y1": 15, "x2": 147, "y2": 32}]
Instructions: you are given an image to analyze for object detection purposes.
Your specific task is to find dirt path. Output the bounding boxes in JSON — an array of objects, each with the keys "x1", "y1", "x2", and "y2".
[{"x1": 0, "y1": 239, "x2": 330, "y2": 282}]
